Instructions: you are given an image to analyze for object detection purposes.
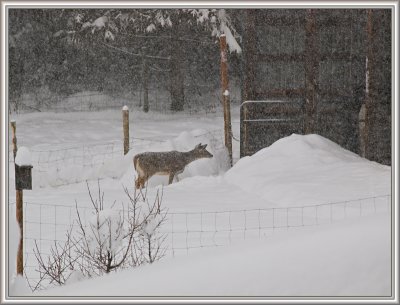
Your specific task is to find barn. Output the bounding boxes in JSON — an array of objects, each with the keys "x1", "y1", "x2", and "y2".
[{"x1": 238, "y1": 9, "x2": 392, "y2": 165}]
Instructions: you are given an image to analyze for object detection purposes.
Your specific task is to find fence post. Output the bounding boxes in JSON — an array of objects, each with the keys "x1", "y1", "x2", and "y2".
[
  {"x1": 219, "y1": 34, "x2": 233, "y2": 166},
  {"x1": 122, "y1": 106, "x2": 129, "y2": 155},
  {"x1": 11, "y1": 121, "x2": 23, "y2": 275},
  {"x1": 11, "y1": 120, "x2": 17, "y2": 160},
  {"x1": 16, "y1": 189, "x2": 23, "y2": 276}
]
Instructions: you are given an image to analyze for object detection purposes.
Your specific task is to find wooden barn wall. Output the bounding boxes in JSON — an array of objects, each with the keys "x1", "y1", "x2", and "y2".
[
  {"x1": 315, "y1": 9, "x2": 367, "y2": 156},
  {"x1": 240, "y1": 9, "x2": 391, "y2": 165},
  {"x1": 240, "y1": 9, "x2": 306, "y2": 157},
  {"x1": 365, "y1": 9, "x2": 391, "y2": 165}
]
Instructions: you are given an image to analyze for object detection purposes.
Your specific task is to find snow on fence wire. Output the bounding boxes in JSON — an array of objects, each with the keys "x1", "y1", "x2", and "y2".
[
  {"x1": 9, "y1": 129, "x2": 226, "y2": 187},
  {"x1": 10, "y1": 194, "x2": 391, "y2": 290}
]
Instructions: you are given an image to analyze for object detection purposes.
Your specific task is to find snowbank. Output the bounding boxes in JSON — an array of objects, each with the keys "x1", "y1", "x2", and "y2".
[
  {"x1": 35, "y1": 214, "x2": 391, "y2": 297},
  {"x1": 225, "y1": 134, "x2": 390, "y2": 206},
  {"x1": 8, "y1": 205, "x2": 32, "y2": 296},
  {"x1": 7, "y1": 113, "x2": 392, "y2": 299},
  {"x1": 9, "y1": 275, "x2": 31, "y2": 296},
  {"x1": 15, "y1": 146, "x2": 32, "y2": 166}
]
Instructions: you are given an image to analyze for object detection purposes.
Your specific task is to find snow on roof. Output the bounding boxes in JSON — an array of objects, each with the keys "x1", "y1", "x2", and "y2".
[{"x1": 15, "y1": 146, "x2": 32, "y2": 166}]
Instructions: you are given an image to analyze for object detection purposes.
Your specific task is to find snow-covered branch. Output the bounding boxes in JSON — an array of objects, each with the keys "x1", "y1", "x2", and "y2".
[{"x1": 32, "y1": 182, "x2": 167, "y2": 290}]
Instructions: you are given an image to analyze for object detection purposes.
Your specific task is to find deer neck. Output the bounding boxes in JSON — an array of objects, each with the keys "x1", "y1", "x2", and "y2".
[{"x1": 184, "y1": 150, "x2": 200, "y2": 164}]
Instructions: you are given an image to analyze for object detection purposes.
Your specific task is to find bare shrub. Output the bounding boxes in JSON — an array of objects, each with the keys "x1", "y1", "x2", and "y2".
[{"x1": 32, "y1": 181, "x2": 167, "y2": 290}]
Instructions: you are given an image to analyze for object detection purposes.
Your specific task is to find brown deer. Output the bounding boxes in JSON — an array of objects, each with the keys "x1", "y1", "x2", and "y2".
[{"x1": 133, "y1": 143, "x2": 213, "y2": 189}]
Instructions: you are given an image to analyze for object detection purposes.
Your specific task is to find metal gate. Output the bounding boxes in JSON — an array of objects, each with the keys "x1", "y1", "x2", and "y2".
[{"x1": 240, "y1": 100, "x2": 303, "y2": 157}]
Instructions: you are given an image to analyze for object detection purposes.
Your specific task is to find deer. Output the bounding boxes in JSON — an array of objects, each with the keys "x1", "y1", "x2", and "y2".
[{"x1": 133, "y1": 143, "x2": 213, "y2": 189}]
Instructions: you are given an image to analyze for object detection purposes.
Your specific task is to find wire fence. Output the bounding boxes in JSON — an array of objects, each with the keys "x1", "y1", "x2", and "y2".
[
  {"x1": 9, "y1": 193, "x2": 391, "y2": 291},
  {"x1": 164, "y1": 194, "x2": 391, "y2": 256},
  {"x1": 9, "y1": 129, "x2": 227, "y2": 187}
]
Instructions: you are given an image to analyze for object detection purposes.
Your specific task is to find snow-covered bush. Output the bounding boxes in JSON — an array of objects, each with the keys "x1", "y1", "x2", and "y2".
[
  {"x1": 32, "y1": 181, "x2": 167, "y2": 290},
  {"x1": 137, "y1": 190, "x2": 167, "y2": 264}
]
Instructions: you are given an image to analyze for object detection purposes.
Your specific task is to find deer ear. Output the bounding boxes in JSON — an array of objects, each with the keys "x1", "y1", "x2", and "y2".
[
  {"x1": 195, "y1": 143, "x2": 202, "y2": 149},
  {"x1": 201, "y1": 144, "x2": 208, "y2": 149}
]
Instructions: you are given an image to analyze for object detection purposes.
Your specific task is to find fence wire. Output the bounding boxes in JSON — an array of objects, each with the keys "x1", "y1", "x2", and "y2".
[
  {"x1": 9, "y1": 129, "x2": 227, "y2": 187},
  {"x1": 163, "y1": 194, "x2": 391, "y2": 256},
  {"x1": 8, "y1": 193, "x2": 391, "y2": 291}
]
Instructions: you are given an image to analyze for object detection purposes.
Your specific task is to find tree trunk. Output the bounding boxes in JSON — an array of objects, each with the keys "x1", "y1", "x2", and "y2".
[
  {"x1": 142, "y1": 48, "x2": 149, "y2": 113},
  {"x1": 169, "y1": 20, "x2": 185, "y2": 112}
]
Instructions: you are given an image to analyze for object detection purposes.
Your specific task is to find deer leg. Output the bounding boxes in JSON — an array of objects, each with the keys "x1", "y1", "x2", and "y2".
[
  {"x1": 175, "y1": 170, "x2": 184, "y2": 182},
  {"x1": 135, "y1": 175, "x2": 142, "y2": 189},
  {"x1": 135, "y1": 175, "x2": 146, "y2": 189},
  {"x1": 168, "y1": 172, "x2": 175, "y2": 185},
  {"x1": 141, "y1": 176, "x2": 149, "y2": 189}
]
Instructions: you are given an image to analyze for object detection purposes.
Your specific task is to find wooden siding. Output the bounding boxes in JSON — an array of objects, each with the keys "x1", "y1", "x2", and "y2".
[{"x1": 240, "y1": 9, "x2": 391, "y2": 165}]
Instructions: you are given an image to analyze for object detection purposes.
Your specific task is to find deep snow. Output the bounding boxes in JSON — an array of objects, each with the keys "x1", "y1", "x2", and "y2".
[
  {"x1": 225, "y1": 134, "x2": 390, "y2": 206},
  {"x1": 34, "y1": 214, "x2": 391, "y2": 297},
  {"x1": 6, "y1": 106, "x2": 392, "y2": 299}
]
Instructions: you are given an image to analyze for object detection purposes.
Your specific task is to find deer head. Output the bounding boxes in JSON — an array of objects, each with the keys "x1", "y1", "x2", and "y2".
[{"x1": 192, "y1": 143, "x2": 213, "y2": 159}]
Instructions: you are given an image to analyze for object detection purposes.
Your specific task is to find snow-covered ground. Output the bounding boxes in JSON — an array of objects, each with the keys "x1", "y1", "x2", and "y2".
[
  {"x1": 6, "y1": 104, "x2": 392, "y2": 299},
  {"x1": 33, "y1": 214, "x2": 391, "y2": 297}
]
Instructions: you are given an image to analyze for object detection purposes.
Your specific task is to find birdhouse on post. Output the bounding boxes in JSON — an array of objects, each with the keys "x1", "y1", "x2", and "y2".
[
  {"x1": 15, "y1": 165, "x2": 33, "y2": 190},
  {"x1": 15, "y1": 147, "x2": 33, "y2": 190}
]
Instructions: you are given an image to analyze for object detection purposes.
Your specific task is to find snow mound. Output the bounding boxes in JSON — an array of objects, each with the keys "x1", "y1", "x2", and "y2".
[
  {"x1": 225, "y1": 134, "x2": 390, "y2": 206},
  {"x1": 9, "y1": 275, "x2": 31, "y2": 296},
  {"x1": 15, "y1": 146, "x2": 32, "y2": 166}
]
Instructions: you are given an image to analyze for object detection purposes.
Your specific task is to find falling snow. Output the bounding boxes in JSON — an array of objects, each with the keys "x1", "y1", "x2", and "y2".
[{"x1": 5, "y1": 7, "x2": 393, "y2": 302}]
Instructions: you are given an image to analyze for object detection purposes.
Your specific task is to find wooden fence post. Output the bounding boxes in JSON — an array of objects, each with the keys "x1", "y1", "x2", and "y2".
[
  {"x1": 219, "y1": 34, "x2": 233, "y2": 166},
  {"x1": 11, "y1": 121, "x2": 17, "y2": 160},
  {"x1": 122, "y1": 106, "x2": 130, "y2": 155},
  {"x1": 16, "y1": 189, "x2": 23, "y2": 276},
  {"x1": 11, "y1": 121, "x2": 23, "y2": 275}
]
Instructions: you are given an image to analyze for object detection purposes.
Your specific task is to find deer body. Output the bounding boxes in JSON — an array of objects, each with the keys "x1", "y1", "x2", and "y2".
[{"x1": 134, "y1": 143, "x2": 213, "y2": 189}]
